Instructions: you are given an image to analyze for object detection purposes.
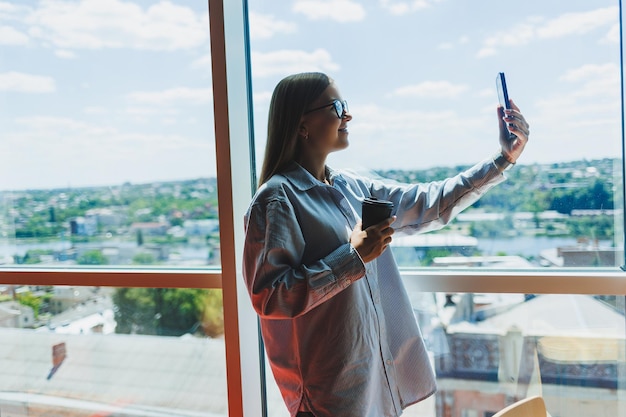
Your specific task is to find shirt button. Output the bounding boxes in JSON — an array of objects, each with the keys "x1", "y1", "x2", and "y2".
[
  {"x1": 374, "y1": 296, "x2": 380, "y2": 304},
  {"x1": 386, "y1": 359, "x2": 393, "y2": 366}
]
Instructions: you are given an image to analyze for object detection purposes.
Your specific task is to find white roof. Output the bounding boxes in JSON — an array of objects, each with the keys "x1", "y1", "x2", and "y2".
[
  {"x1": 447, "y1": 294, "x2": 626, "y2": 339},
  {"x1": 0, "y1": 328, "x2": 228, "y2": 416},
  {"x1": 0, "y1": 327, "x2": 288, "y2": 416}
]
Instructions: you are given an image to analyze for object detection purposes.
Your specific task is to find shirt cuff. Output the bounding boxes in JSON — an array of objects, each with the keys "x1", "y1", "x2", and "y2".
[
  {"x1": 324, "y1": 243, "x2": 366, "y2": 288},
  {"x1": 492, "y1": 152, "x2": 514, "y2": 173}
]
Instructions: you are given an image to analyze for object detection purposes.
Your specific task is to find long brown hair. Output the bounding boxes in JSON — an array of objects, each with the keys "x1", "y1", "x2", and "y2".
[{"x1": 258, "y1": 72, "x2": 331, "y2": 186}]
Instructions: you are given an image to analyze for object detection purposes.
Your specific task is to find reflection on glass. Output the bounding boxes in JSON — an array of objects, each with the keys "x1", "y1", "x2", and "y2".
[
  {"x1": 0, "y1": 0, "x2": 218, "y2": 267},
  {"x1": 415, "y1": 292, "x2": 625, "y2": 417},
  {"x1": 0, "y1": 284, "x2": 226, "y2": 417},
  {"x1": 264, "y1": 291, "x2": 625, "y2": 417}
]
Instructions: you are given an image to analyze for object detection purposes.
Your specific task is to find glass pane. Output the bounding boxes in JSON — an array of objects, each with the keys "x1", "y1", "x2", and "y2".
[
  {"x1": 409, "y1": 291, "x2": 625, "y2": 417},
  {"x1": 248, "y1": 0, "x2": 626, "y2": 415},
  {"x1": 263, "y1": 284, "x2": 625, "y2": 417},
  {"x1": 0, "y1": 1, "x2": 219, "y2": 267},
  {"x1": 248, "y1": 0, "x2": 624, "y2": 269},
  {"x1": 0, "y1": 284, "x2": 227, "y2": 416}
]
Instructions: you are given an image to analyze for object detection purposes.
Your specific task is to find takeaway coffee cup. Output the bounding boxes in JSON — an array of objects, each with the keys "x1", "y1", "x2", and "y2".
[{"x1": 361, "y1": 197, "x2": 394, "y2": 229}]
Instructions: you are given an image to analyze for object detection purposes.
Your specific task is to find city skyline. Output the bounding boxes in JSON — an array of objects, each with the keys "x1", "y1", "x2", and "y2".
[{"x1": 0, "y1": 0, "x2": 622, "y2": 190}]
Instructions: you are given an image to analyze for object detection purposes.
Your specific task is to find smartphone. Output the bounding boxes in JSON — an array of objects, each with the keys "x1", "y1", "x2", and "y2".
[
  {"x1": 496, "y1": 72, "x2": 511, "y2": 109},
  {"x1": 496, "y1": 72, "x2": 516, "y2": 140}
]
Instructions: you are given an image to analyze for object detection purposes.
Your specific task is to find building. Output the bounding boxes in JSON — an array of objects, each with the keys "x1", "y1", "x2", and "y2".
[
  {"x1": 436, "y1": 294, "x2": 625, "y2": 417},
  {"x1": 0, "y1": 301, "x2": 35, "y2": 328},
  {"x1": 69, "y1": 217, "x2": 97, "y2": 237},
  {"x1": 49, "y1": 287, "x2": 96, "y2": 315}
]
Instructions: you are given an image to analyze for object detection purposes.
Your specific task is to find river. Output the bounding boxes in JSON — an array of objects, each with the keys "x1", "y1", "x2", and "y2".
[{"x1": 0, "y1": 235, "x2": 617, "y2": 265}]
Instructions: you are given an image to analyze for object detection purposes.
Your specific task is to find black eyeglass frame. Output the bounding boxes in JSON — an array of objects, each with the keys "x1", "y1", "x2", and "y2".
[{"x1": 303, "y1": 99, "x2": 349, "y2": 119}]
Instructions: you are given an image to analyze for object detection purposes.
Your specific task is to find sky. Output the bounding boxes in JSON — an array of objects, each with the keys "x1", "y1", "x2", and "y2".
[{"x1": 0, "y1": 0, "x2": 622, "y2": 190}]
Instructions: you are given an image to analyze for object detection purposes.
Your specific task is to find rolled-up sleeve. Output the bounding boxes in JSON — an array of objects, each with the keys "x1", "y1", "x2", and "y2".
[{"x1": 243, "y1": 196, "x2": 365, "y2": 319}]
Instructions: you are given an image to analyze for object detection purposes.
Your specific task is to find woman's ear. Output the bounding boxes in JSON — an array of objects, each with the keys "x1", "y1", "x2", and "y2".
[{"x1": 298, "y1": 124, "x2": 308, "y2": 140}]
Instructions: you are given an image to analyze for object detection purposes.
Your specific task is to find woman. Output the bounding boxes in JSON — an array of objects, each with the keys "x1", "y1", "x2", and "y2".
[{"x1": 243, "y1": 72, "x2": 529, "y2": 417}]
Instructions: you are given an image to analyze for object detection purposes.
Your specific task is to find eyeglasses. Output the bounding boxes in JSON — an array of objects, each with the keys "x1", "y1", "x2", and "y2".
[{"x1": 304, "y1": 99, "x2": 349, "y2": 119}]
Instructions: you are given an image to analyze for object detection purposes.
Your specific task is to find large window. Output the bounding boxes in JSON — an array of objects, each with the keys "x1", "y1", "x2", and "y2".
[
  {"x1": 0, "y1": 1, "x2": 227, "y2": 416},
  {"x1": 246, "y1": 1, "x2": 625, "y2": 416}
]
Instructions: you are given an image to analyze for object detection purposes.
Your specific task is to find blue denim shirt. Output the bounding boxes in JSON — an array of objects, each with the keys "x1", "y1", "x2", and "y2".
[{"x1": 243, "y1": 157, "x2": 506, "y2": 417}]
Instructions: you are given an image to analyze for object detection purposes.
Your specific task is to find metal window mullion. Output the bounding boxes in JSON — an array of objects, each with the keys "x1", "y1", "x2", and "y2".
[
  {"x1": 399, "y1": 269, "x2": 626, "y2": 295},
  {"x1": 0, "y1": 269, "x2": 221, "y2": 288}
]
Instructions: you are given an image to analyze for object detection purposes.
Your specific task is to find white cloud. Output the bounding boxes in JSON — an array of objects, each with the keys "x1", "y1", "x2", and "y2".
[
  {"x1": 477, "y1": 88, "x2": 494, "y2": 99},
  {"x1": 293, "y1": 0, "x2": 366, "y2": 22},
  {"x1": 602, "y1": 23, "x2": 620, "y2": 44},
  {"x1": 437, "y1": 35, "x2": 470, "y2": 50},
  {"x1": 0, "y1": 25, "x2": 28, "y2": 45},
  {"x1": 124, "y1": 106, "x2": 181, "y2": 123},
  {"x1": 126, "y1": 87, "x2": 212, "y2": 106},
  {"x1": 478, "y1": 6, "x2": 618, "y2": 57},
  {"x1": 526, "y1": 62, "x2": 621, "y2": 162},
  {"x1": 0, "y1": 2, "x2": 18, "y2": 12},
  {"x1": 190, "y1": 54, "x2": 211, "y2": 71},
  {"x1": 24, "y1": 0, "x2": 209, "y2": 51},
  {"x1": 379, "y1": 0, "x2": 441, "y2": 15},
  {"x1": 15, "y1": 115, "x2": 116, "y2": 136},
  {"x1": 0, "y1": 1, "x2": 28, "y2": 19},
  {"x1": 477, "y1": 21, "x2": 537, "y2": 57},
  {"x1": 536, "y1": 7, "x2": 617, "y2": 38},
  {"x1": 249, "y1": 11, "x2": 297, "y2": 40},
  {"x1": 559, "y1": 63, "x2": 617, "y2": 83},
  {"x1": 390, "y1": 80, "x2": 469, "y2": 98},
  {"x1": 559, "y1": 63, "x2": 620, "y2": 99},
  {"x1": 326, "y1": 102, "x2": 492, "y2": 170},
  {"x1": 83, "y1": 106, "x2": 108, "y2": 115},
  {"x1": 3, "y1": 115, "x2": 215, "y2": 189},
  {"x1": 251, "y1": 49, "x2": 340, "y2": 77},
  {"x1": 54, "y1": 49, "x2": 76, "y2": 59},
  {"x1": 253, "y1": 90, "x2": 273, "y2": 105},
  {"x1": 0, "y1": 71, "x2": 56, "y2": 93}
]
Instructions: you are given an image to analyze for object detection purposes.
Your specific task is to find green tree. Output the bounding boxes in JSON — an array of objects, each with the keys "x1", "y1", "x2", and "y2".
[
  {"x1": 566, "y1": 215, "x2": 614, "y2": 240},
  {"x1": 112, "y1": 288, "x2": 156, "y2": 334},
  {"x1": 19, "y1": 249, "x2": 54, "y2": 264},
  {"x1": 112, "y1": 288, "x2": 223, "y2": 337},
  {"x1": 132, "y1": 252, "x2": 156, "y2": 265},
  {"x1": 550, "y1": 179, "x2": 614, "y2": 214},
  {"x1": 136, "y1": 229, "x2": 144, "y2": 246},
  {"x1": 17, "y1": 292, "x2": 42, "y2": 319},
  {"x1": 469, "y1": 216, "x2": 515, "y2": 238},
  {"x1": 77, "y1": 250, "x2": 108, "y2": 265},
  {"x1": 200, "y1": 289, "x2": 224, "y2": 337}
]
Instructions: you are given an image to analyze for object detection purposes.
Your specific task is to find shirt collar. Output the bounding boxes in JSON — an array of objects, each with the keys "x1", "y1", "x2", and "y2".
[{"x1": 281, "y1": 162, "x2": 343, "y2": 191}]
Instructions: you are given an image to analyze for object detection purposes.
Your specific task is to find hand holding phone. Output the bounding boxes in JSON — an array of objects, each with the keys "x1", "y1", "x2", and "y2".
[{"x1": 496, "y1": 72, "x2": 516, "y2": 140}]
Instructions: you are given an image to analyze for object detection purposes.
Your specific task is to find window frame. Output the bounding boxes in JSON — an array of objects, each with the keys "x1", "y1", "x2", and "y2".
[{"x1": 1, "y1": 1, "x2": 625, "y2": 417}]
